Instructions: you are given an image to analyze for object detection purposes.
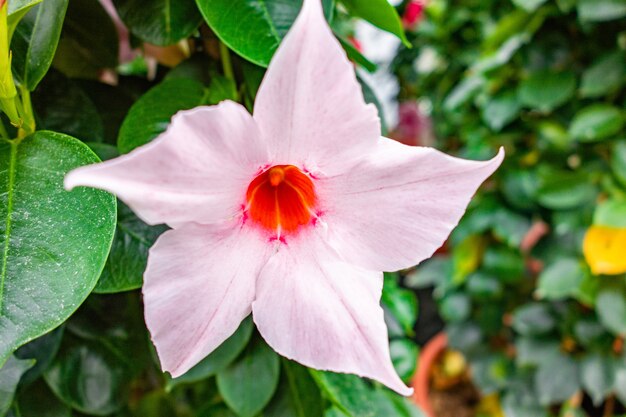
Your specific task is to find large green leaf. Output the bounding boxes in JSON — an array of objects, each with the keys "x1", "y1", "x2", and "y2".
[
  {"x1": 196, "y1": 0, "x2": 335, "y2": 67},
  {"x1": 536, "y1": 258, "x2": 586, "y2": 300},
  {"x1": 0, "y1": 131, "x2": 116, "y2": 366},
  {"x1": 517, "y1": 70, "x2": 576, "y2": 113},
  {"x1": 10, "y1": 0, "x2": 68, "y2": 91},
  {"x1": 264, "y1": 360, "x2": 325, "y2": 417},
  {"x1": 0, "y1": 356, "x2": 34, "y2": 415},
  {"x1": 53, "y1": 0, "x2": 118, "y2": 79},
  {"x1": 168, "y1": 317, "x2": 254, "y2": 389},
  {"x1": 580, "y1": 51, "x2": 626, "y2": 98},
  {"x1": 117, "y1": 78, "x2": 208, "y2": 153},
  {"x1": 534, "y1": 353, "x2": 579, "y2": 405},
  {"x1": 580, "y1": 353, "x2": 615, "y2": 406},
  {"x1": 44, "y1": 337, "x2": 130, "y2": 415},
  {"x1": 113, "y1": 0, "x2": 203, "y2": 46},
  {"x1": 7, "y1": 0, "x2": 43, "y2": 41},
  {"x1": 216, "y1": 335, "x2": 280, "y2": 417},
  {"x1": 596, "y1": 287, "x2": 626, "y2": 335},
  {"x1": 14, "y1": 326, "x2": 64, "y2": 385},
  {"x1": 569, "y1": 104, "x2": 624, "y2": 142},
  {"x1": 340, "y1": 0, "x2": 409, "y2": 46}
]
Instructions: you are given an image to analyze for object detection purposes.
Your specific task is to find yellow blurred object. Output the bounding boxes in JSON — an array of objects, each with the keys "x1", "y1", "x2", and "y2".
[
  {"x1": 431, "y1": 350, "x2": 468, "y2": 390},
  {"x1": 583, "y1": 225, "x2": 626, "y2": 275},
  {"x1": 476, "y1": 394, "x2": 505, "y2": 417}
]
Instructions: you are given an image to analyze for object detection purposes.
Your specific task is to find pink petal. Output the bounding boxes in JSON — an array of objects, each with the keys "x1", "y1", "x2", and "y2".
[
  {"x1": 319, "y1": 139, "x2": 504, "y2": 271},
  {"x1": 65, "y1": 101, "x2": 267, "y2": 226},
  {"x1": 252, "y1": 231, "x2": 412, "y2": 396},
  {"x1": 143, "y1": 222, "x2": 272, "y2": 377},
  {"x1": 253, "y1": 0, "x2": 380, "y2": 175}
]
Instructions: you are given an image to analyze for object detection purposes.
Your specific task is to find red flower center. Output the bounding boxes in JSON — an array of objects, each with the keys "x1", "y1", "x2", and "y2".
[{"x1": 246, "y1": 165, "x2": 316, "y2": 233}]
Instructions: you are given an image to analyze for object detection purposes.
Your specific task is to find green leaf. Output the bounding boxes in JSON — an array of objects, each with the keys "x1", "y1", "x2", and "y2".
[
  {"x1": 536, "y1": 258, "x2": 586, "y2": 300},
  {"x1": 217, "y1": 335, "x2": 280, "y2": 417},
  {"x1": 536, "y1": 169, "x2": 597, "y2": 210},
  {"x1": 196, "y1": 0, "x2": 334, "y2": 67},
  {"x1": 517, "y1": 70, "x2": 576, "y2": 113},
  {"x1": 7, "y1": 0, "x2": 43, "y2": 41},
  {"x1": 512, "y1": 303, "x2": 556, "y2": 336},
  {"x1": 382, "y1": 275, "x2": 418, "y2": 337},
  {"x1": 0, "y1": 356, "x2": 35, "y2": 415},
  {"x1": 264, "y1": 360, "x2": 324, "y2": 417},
  {"x1": 10, "y1": 0, "x2": 68, "y2": 91},
  {"x1": 340, "y1": 0, "x2": 409, "y2": 46},
  {"x1": 310, "y1": 371, "x2": 375, "y2": 417},
  {"x1": 534, "y1": 353, "x2": 579, "y2": 405},
  {"x1": 577, "y1": 0, "x2": 626, "y2": 21},
  {"x1": 390, "y1": 339, "x2": 418, "y2": 382},
  {"x1": 14, "y1": 326, "x2": 64, "y2": 385},
  {"x1": 569, "y1": 104, "x2": 624, "y2": 142},
  {"x1": 17, "y1": 379, "x2": 71, "y2": 417},
  {"x1": 593, "y1": 199, "x2": 626, "y2": 228},
  {"x1": 113, "y1": 0, "x2": 203, "y2": 46},
  {"x1": 32, "y1": 71, "x2": 104, "y2": 143},
  {"x1": 117, "y1": 78, "x2": 208, "y2": 154},
  {"x1": 511, "y1": 0, "x2": 548, "y2": 12},
  {"x1": 596, "y1": 287, "x2": 626, "y2": 335},
  {"x1": 514, "y1": 337, "x2": 560, "y2": 367},
  {"x1": 615, "y1": 355, "x2": 626, "y2": 405},
  {"x1": 482, "y1": 246, "x2": 525, "y2": 282},
  {"x1": 44, "y1": 338, "x2": 130, "y2": 415},
  {"x1": 357, "y1": 74, "x2": 386, "y2": 133},
  {"x1": 340, "y1": 37, "x2": 377, "y2": 73},
  {"x1": 580, "y1": 51, "x2": 626, "y2": 98},
  {"x1": 613, "y1": 141, "x2": 626, "y2": 186},
  {"x1": 53, "y1": 0, "x2": 118, "y2": 79},
  {"x1": 481, "y1": 90, "x2": 521, "y2": 132},
  {"x1": 439, "y1": 292, "x2": 471, "y2": 323},
  {"x1": 580, "y1": 353, "x2": 615, "y2": 406},
  {"x1": 168, "y1": 317, "x2": 254, "y2": 388},
  {"x1": 0, "y1": 131, "x2": 116, "y2": 366}
]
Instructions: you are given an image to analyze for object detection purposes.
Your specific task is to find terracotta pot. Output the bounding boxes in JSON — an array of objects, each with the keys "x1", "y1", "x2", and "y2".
[{"x1": 411, "y1": 332, "x2": 448, "y2": 417}]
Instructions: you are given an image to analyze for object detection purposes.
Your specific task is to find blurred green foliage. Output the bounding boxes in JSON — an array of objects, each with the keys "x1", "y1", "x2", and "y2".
[{"x1": 396, "y1": 0, "x2": 626, "y2": 415}]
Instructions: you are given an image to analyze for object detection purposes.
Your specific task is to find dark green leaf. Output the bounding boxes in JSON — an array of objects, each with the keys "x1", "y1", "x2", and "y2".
[
  {"x1": 390, "y1": 339, "x2": 418, "y2": 382},
  {"x1": 340, "y1": 0, "x2": 409, "y2": 46},
  {"x1": 217, "y1": 335, "x2": 280, "y2": 417},
  {"x1": 481, "y1": 90, "x2": 521, "y2": 131},
  {"x1": 580, "y1": 51, "x2": 626, "y2": 98},
  {"x1": 512, "y1": 303, "x2": 556, "y2": 336},
  {"x1": 517, "y1": 70, "x2": 576, "y2": 113},
  {"x1": 53, "y1": 0, "x2": 118, "y2": 79},
  {"x1": 536, "y1": 258, "x2": 586, "y2": 300},
  {"x1": 514, "y1": 337, "x2": 560, "y2": 367},
  {"x1": 612, "y1": 141, "x2": 626, "y2": 186},
  {"x1": 439, "y1": 293, "x2": 471, "y2": 323},
  {"x1": 0, "y1": 356, "x2": 34, "y2": 415},
  {"x1": 536, "y1": 169, "x2": 597, "y2": 210},
  {"x1": 14, "y1": 326, "x2": 64, "y2": 385},
  {"x1": 113, "y1": 0, "x2": 203, "y2": 46},
  {"x1": 0, "y1": 131, "x2": 116, "y2": 366},
  {"x1": 382, "y1": 275, "x2": 418, "y2": 336},
  {"x1": 32, "y1": 71, "x2": 104, "y2": 143},
  {"x1": 596, "y1": 287, "x2": 626, "y2": 335},
  {"x1": 577, "y1": 0, "x2": 626, "y2": 21},
  {"x1": 7, "y1": 0, "x2": 42, "y2": 40},
  {"x1": 264, "y1": 360, "x2": 324, "y2": 417},
  {"x1": 569, "y1": 104, "x2": 624, "y2": 142},
  {"x1": 17, "y1": 379, "x2": 71, "y2": 417},
  {"x1": 44, "y1": 338, "x2": 130, "y2": 415},
  {"x1": 482, "y1": 246, "x2": 525, "y2": 282},
  {"x1": 310, "y1": 371, "x2": 376, "y2": 417},
  {"x1": 357, "y1": 74, "x2": 386, "y2": 133},
  {"x1": 340, "y1": 37, "x2": 377, "y2": 73},
  {"x1": 117, "y1": 78, "x2": 208, "y2": 153},
  {"x1": 580, "y1": 353, "x2": 614, "y2": 405},
  {"x1": 535, "y1": 353, "x2": 579, "y2": 405},
  {"x1": 168, "y1": 317, "x2": 253, "y2": 388},
  {"x1": 10, "y1": 0, "x2": 68, "y2": 91},
  {"x1": 197, "y1": 0, "x2": 334, "y2": 67}
]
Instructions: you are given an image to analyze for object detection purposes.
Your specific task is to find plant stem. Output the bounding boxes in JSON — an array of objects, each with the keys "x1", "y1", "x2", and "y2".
[
  {"x1": 16, "y1": 85, "x2": 34, "y2": 138},
  {"x1": 219, "y1": 41, "x2": 235, "y2": 82}
]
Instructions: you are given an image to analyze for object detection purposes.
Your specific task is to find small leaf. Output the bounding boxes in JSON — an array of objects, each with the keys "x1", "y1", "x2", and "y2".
[
  {"x1": 512, "y1": 303, "x2": 556, "y2": 336},
  {"x1": 10, "y1": 0, "x2": 68, "y2": 91},
  {"x1": 583, "y1": 226, "x2": 626, "y2": 275},
  {"x1": 264, "y1": 360, "x2": 324, "y2": 417},
  {"x1": 569, "y1": 104, "x2": 624, "y2": 142},
  {"x1": 596, "y1": 287, "x2": 626, "y2": 335},
  {"x1": 593, "y1": 199, "x2": 626, "y2": 228},
  {"x1": 339, "y1": 37, "x2": 377, "y2": 73},
  {"x1": 612, "y1": 141, "x2": 626, "y2": 186},
  {"x1": 0, "y1": 132, "x2": 116, "y2": 366},
  {"x1": 517, "y1": 70, "x2": 576, "y2": 113},
  {"x1": 113, "y1": 0, "x2": 203, "y2": 46},
  {"x1": 580, "y1": 353, "x2": 615, "y2": 406},
  {"x1": 577, "y1": 0, "x2": 626, "y2": 21},
  {"x1": 117, "y1": 78, "x2": 208, "y2": 153},
  {"x1": 0, "y1": 356, "x2": 35, "y2": 415},
  {"x1": 534, "y1": 353, "x2": 579, "y2": 405},
  {"x1": 511, "y1": 0, "x2": 548, "y2": 12},
  {"x1": 536, "y1": 258, "x2": 586, "y2": 300},
  {"x1": 481, "y1": 90, "x2": 521, "y2": 132},
  {"x1": 340, "y1": 0, "x2": 409, "y2": 46},
  {"x1": 536, "y1": 169, "x2": 597, "y2": 210},
  {"x1": 168, "y1": 317, "x2": 254, "y2": 389},
  {"x1": 580, "y1": 51, "x2": 626, "y2": 98},
  {"x1": 217, "y1": 335, "x2": 280, "y2": 417},
  {"x1": 390, "y1": 339, "x2": 418, "y2": 382},
  {"x1": 382, "y1": 275, "x2": 418, "y2": 337}
]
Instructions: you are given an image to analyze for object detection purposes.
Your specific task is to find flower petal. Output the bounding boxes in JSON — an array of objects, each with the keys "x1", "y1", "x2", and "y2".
[
  {"x1": 65, "y1": 101, "x2": 267, "y2": 226},
  {"x1": 252, "y1": 232, "x2": 412, "y2": 396},
  {"x1": 144, "y1": 222, "x2": 271, "y2": 377},
  {"x1": 253, "y1": 0, "x2": 380, "y2": 174},
  {"x1": 319, "y1": 139, "x2": 504, "y2": 271}
]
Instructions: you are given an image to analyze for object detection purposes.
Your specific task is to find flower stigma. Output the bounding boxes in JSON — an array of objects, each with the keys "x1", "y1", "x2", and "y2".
[{"x1": 245, "y1": 165, "x2": 317, "y2": 234}]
